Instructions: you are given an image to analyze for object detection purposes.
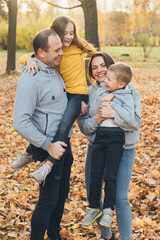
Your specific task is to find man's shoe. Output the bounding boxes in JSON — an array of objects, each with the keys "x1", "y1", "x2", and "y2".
[
  {"x1": 31, "y1": 162, "x2": 52, "y2": 184},
  {"x1": 82, "y1": 208, "x2": 102, "y2": 226},
  {"x1": 99, "y1": 208, "x2": 112, "y2": 227},
  {"x1": 11, "y1": 153, "x2": 34, "y2": 169}
]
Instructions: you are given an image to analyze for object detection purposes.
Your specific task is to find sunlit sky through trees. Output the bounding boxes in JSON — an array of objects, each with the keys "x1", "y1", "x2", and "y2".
[{"x1": 19, "y1": 0, "x2": 134, "y2": 13}]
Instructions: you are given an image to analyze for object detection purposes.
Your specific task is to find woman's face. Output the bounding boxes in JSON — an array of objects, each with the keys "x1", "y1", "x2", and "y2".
[{"x1": 91, "y1": 56, "x2": 108, "y2": 83}]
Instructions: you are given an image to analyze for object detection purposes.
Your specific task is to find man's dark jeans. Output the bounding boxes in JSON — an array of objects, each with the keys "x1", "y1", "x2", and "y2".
[
  {"x1": 30, "y1": 140, "x2": 73, "y2": 240},
  {"x1": 89, "y1": 127, "x2": 125, "y2": 210}
]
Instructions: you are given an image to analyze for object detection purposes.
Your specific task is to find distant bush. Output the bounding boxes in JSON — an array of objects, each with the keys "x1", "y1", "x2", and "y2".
[
  {"x1": 0, "y1": 20, "x2": 8, "y2": 50},
  {"x1": 0, "y1": 13, "x2": 53, "y2": 51}
]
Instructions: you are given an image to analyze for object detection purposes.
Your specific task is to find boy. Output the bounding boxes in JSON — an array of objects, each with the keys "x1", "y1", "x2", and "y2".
[{"x1": 82, "y1": 62, "x2": 134, "y2": 228}]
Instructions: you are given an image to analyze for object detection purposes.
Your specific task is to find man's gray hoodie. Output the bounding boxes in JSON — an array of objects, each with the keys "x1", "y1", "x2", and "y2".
[
  {"x1": 77, "y1": 83, "x2": 141, "y2": 149},
  {"x1": 14, "y1": 58, "x2": 69, "y2": 150}
]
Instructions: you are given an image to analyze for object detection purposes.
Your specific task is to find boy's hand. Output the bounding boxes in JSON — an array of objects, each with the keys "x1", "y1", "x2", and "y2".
[
  {"x1": 46, "y1": 141, "x2": 67, "y2": 160},
  {"x1": 101, "y1": 93, "x2": 114, "y2": 102},
  {"x1": 80, "y1": 101, "x2": 88, "y2": 116},
  {"x1": 24, "y1": 58, "x2": 39, "y2": 74}
]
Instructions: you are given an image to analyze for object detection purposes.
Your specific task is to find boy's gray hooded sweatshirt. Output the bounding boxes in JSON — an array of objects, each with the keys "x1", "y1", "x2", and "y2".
[
  {"x1": 77, "y1": 83, "x2": 141, "y2": 149},
  {"x1": 14, "y1": 58, "x2": 69, "y2": 150}
]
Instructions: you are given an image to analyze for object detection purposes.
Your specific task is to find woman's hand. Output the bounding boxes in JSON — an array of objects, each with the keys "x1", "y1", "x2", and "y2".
[
  {"x1": 99, "y1": 102, "x2": 116, "y2": 119},
  {"x1": 24, "y1": 58, "x2": 39, "y2": 74}
]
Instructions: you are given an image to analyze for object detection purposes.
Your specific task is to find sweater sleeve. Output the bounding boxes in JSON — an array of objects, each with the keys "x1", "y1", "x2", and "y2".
[
  {"x1": 111, "y1": 91, "x2": 134, "y2": 125},
  {"x1": 113, "y1": 85, "x2": 141, "y2": 131},
  {"x1": 13, "y1": 75, "x2": 51, "y2": 150},
  {"x1": 19, "y1": 52, "x2": 34, "y2": 65}
]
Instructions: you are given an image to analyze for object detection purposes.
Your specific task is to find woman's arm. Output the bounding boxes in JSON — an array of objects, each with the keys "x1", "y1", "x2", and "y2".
[{"x1": 77, "y1": 109, "x2": 104, "y2": 137}]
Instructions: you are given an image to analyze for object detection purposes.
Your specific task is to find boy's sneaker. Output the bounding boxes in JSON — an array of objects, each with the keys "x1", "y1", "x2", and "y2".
[
  {"x1": 31, "y1": 162, "x2": 52, "y2": 184},
  {"x1": 82, "y1": 208, "x2": 102, "y2": 226},
  {"x1": 99, "y1": 208, "x2": 112, "y2": 227},
  {"x1": 11, "y1": 153, "x2": 34, "y2": 169}
]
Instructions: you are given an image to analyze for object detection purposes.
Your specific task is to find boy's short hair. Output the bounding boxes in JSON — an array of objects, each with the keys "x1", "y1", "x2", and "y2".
[{"x1": 108, "y1": 62, "x2": 132, "y2": 85}]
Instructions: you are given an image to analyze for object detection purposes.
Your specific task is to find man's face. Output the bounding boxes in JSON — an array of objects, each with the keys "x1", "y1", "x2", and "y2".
[{"x1": 43, "y1": 35, "x2": 63, "y2": 68}]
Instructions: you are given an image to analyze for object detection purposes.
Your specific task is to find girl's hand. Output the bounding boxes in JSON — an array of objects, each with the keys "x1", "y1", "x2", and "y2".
[
  {"x1": 24, "y1": 58, "x2": 39, "y2": 74},
  {"x1": 99, "y1": 102, "x2": 116, "y2": 119},
  {"x1": 80, "y1": 101, "x2": 88, "y2": 116},
  {"x1": 101, "y1": 93, "x2": 114, "y2": 102}
]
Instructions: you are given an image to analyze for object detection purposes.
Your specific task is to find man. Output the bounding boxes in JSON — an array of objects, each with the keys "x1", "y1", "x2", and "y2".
[{"x1": 13, "y1": 29, "x2": 73, "y2": 240}]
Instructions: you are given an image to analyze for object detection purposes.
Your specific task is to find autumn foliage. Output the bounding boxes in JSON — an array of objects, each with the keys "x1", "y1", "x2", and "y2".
[{"x1": 0, "y1": 58, "x2": 159, "y2": 239}]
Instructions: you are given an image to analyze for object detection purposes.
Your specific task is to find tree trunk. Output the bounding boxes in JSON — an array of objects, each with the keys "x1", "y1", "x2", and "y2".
[
  {"x1": 6, "y1": 0, "x2": 17, "y2": 72},
  {"x1": 81, "y1": 0, "x2": 99, "y2": 49}
]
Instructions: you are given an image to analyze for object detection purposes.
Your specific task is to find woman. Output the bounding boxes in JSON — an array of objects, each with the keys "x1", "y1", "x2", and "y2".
[{"x1": 77, "y1": 52, "x2": 141, "y2": 240}]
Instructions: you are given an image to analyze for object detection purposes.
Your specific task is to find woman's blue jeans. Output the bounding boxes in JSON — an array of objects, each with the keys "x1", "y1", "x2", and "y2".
[{"x1": 85, "y1": 144, "x2": 136, "y2": 240}]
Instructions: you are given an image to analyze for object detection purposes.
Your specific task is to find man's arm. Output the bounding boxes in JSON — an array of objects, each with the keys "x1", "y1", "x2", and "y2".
[{"x1": 14, "y1": 75, "x2": 51, "y2": 150}]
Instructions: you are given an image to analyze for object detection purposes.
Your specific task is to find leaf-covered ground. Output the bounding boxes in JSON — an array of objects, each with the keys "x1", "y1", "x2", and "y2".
[{"x1": 0, "y1": 59, "x2": 159, "y2": 240}]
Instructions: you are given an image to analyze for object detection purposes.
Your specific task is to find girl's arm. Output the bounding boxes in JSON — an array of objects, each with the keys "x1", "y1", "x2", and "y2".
[
  {"x1": 19, "y1": 52, "x2": 33, "y2": 65},
  {"x1": 19, "y1": 52, "x2": 39, "y2": 74}
]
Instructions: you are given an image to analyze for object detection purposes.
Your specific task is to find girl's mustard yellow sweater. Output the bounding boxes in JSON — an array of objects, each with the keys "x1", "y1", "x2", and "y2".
[{"x1": 19, "y1": 44, "x2": 97, "y2": 94}]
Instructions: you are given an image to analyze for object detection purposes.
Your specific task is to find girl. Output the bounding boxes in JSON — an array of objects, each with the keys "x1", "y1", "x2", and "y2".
[{"x1": 12, "y1": 16, "x2": 97, "y2": 184}]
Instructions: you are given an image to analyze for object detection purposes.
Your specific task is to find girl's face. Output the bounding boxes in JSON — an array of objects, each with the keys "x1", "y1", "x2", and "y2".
[
  {"x1": 63, "y1": 22, "x2": 74, "y2": 47},
  {"x1": 91, "y1": 56, "x2": 108, "y2": 83}
]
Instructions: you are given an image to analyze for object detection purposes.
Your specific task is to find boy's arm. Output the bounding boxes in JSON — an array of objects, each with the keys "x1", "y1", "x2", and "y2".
[
  {"x1": 113, "y1": 88, "x2": 141, "y2": 131},
  {"x1": 111, "y1": 93, "x2": 134, "y2": 125}
]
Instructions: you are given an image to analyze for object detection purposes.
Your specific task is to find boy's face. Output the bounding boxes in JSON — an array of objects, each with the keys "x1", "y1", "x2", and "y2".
[{"x1": 105, "y1": 70, "x2": 125, "y2": 92}]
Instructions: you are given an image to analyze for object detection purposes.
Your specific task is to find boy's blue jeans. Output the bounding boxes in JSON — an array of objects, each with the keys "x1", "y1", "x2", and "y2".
[
  {"x1": 85, "y1": 144, "x2": 136, "y2": 240},
  {"x1": 30, "y1": 140, "x2": 73, "y2": 240}
]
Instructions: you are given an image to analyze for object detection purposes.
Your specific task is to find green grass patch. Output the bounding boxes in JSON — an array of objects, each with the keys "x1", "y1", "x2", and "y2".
[
  {"x1": 101, "y1": 46, "x2": 160, "y2": 69},
  {"x1": 101, "y1": 46, "x2": 160, "y2": 60}
]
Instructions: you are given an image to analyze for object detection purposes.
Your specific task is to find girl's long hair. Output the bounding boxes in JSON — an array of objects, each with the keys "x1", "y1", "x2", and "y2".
[{"x1": 50, "y1": 16, "x2": 94, "y2": 53}]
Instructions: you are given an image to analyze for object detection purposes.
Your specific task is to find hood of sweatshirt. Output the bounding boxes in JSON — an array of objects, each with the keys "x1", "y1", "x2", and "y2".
[{"x1": 33, "y1": 58, "x2": 66, "y2": 100}]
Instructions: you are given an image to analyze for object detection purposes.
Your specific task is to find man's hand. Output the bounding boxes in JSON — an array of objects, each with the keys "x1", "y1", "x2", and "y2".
[
  {"x1": 80, "y1": 101, "x2": 88, "y2": 116},
  {"x1": 24, "y1": 58, "x2": 39, "y2": 74},
  {"x1": 46, "y1": 141, "x2": 67, "y2": 160},
  {"x1": 101, "y1": 93, "x2": 114, "y2": 102}
]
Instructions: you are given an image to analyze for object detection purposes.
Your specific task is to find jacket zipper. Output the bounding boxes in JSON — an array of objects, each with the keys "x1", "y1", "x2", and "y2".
[{"x1": 44, "y1": 114, "x2": 48, "y2": 135}]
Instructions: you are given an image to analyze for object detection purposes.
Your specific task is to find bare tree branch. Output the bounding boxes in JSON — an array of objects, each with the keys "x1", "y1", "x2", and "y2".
[{"x1": 42, "y1": 0, "x2": 82, "y2": 9}]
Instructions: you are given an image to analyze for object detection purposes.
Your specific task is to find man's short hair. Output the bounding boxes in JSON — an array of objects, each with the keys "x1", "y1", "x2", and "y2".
[
  {"x1": 33, "y1": 29, "x2": 58, "y2": 55},
  {"x1": 108, "y1": 62, "x2": 132, "y2": 85}
]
